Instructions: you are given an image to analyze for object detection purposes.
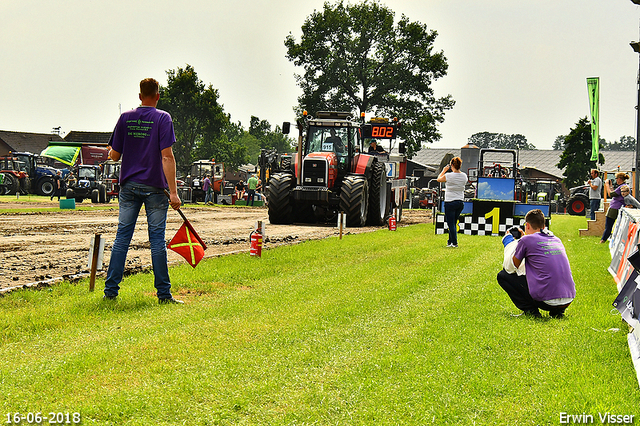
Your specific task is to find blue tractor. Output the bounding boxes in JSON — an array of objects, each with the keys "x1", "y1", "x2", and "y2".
[{"x1": 11, "y1": 152, "x2": 62, "y2": 196}]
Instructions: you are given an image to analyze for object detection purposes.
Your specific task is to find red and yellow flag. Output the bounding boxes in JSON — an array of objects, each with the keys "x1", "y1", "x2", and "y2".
[{"x1": 168, "y1": 222, "x2": 205, "y2": 268}]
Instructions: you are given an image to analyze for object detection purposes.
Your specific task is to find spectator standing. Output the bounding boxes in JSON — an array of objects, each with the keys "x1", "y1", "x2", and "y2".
[
  {"x1": 50, "y1": 170, "x2": 62, "y2": 201},
  {"x1": 203, "y1": 174, "x2": 213, "y2": 205},
  {"x1": 600, "y1": 172, "x2": 629, "y2": 243},
  {"x1": 437, "y1": 156, "x2": 468, "y2": 248},
  {"x1": 246, "y1": 174, "x2": 259, "y2": 206},
  {"x1": 588, "y1": 169, "x2": 602, "y2": 220}
]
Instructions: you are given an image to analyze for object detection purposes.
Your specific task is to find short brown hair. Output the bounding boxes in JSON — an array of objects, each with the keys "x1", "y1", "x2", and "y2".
[
  {"x1": 451, "y1": 156, "x2": 462, "y2": 169},
  {"x1": 525, "y1": 209, "x2": 545, "y2": 230},
  {"x1": 140, "y1": 78, "x2": 159, "y2": 98}
]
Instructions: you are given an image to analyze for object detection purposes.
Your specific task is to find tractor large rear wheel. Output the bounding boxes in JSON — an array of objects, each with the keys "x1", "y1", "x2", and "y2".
[
  {"x1": 3, "y1": 174, "x2": 19, "y2": 195},
  {"x1": 367, "y1": 160, "x2": 389, "y2": 226},
  {"x1": 340, "y1": 175, "x2": 369, "y2": 227},
  {"x1": 267, "y1": 173, "x2": 295, "y2": 224}
]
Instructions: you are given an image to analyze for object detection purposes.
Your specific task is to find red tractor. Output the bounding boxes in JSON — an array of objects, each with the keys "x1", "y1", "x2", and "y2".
[
  {"x1": 268, "y1": 111, "x2": 408, "y2": 226},
  {"x1": 0, "y1": 156, "x2": 29, "y2": 195}
]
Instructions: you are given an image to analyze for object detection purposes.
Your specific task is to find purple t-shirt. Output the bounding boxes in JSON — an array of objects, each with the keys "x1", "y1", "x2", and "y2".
[
  {"x1": 513, "y1": 232, "x2": 576, "y2": 301},
  {"x1": 110, "y1": 106, "x2": 176, "y2": 188},
  {"x1": 609, "y1": 186, "x2": 625, "y2": 210}
]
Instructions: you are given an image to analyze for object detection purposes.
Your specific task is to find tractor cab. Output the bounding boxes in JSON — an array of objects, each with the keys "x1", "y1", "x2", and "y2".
[
  {"x1": 77, "y1": 165, "x2": 100, "y2": 183},
  {"x1": 303, "y1": 112, "x2": 361, "y2": 183}
]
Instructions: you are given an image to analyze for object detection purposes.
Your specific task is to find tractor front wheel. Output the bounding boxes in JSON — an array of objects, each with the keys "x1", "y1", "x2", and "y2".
[
  {"x1": 37, "y1": 178, "x2": 55, "y2": 196},
  {"x1": 267, "y1": 173, "x2": 295, "y2": 224},
  {"x1": 340, "y1": 175, "x2": 369, "y2": 227}
]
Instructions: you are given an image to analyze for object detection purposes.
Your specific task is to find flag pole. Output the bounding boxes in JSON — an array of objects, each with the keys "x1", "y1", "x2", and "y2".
[{"x1": 164, "y1": 189, "x2": 207, "y2": 250}]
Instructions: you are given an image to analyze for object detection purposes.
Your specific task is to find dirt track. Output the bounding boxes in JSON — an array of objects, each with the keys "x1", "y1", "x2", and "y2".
[{"x1": 0, "y1": 202, "x2": 432, "y2": 292}]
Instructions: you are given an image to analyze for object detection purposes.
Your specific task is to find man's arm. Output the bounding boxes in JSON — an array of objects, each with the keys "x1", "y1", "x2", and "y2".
[
  {"x1": 109, "y1": 148, "x2": 121, "y2": 161},
  {"x1": 512, "y1": 255, "x2": 522, "y2": 268},
  {"x1": 161, "y1": 146, "x2": 181, "y2": 210}
]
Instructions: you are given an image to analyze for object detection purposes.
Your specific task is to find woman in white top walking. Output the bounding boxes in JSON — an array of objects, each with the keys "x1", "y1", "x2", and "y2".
[{"x1": 437, "y1": 156, "x2": 468, "y2": 247}]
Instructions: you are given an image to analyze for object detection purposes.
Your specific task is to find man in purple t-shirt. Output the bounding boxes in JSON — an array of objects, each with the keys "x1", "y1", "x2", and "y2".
[
  {"x1": 497, "y1": 209, "x2": 576, "y2": 318},
  {"x1": 104, "y1": 78, "x2": 183, "y2": 304}
]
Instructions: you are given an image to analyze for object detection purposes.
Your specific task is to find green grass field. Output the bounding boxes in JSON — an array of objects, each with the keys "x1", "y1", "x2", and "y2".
[{"x1": 0, "y1": 214, "x2": 637, "y2": 425}]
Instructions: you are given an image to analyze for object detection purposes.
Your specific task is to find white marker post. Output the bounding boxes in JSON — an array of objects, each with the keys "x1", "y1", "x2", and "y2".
[
  {"x1": 88, "y1": 233, "x2": 105, "y2": 292},
  {"x1": 338, "y1": 212, "x2": 347, "y2": 239}
]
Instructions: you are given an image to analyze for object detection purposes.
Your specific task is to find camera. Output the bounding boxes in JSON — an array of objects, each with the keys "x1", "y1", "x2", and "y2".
[{"x1": 506, "y1": 226, "x2": 523, "y2": 240}]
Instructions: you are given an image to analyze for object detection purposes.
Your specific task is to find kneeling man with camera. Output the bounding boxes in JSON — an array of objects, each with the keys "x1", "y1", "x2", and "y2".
[{"x1": 497, "y1": 209, "x2": 576, "y2": 318}]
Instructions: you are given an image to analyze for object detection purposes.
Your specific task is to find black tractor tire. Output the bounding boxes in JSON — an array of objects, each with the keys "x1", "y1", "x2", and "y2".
[
  {"x1": 98, "y1": 184, "x2": 107, "y2": 203},
  {"x1": 66, "y1": 188, "x2": 75, "y2": 199},
  {"x1": 3, "y1": 174, "x2": 19, "y2": 195},
  {"x1": 91, "y1": 189, "x2": 100, "y2": 204},
  {"x1": 37, "y1": 178, "x2": 55, "y2": 196},
  {"x1": 267, "y1": 173, "x2": 295, "y2": 224},
  {"x1": 367, "y1": 160, "x2": 389, "y2": 226},
  {"x1": 339, "y1": 175, "x2": 369, "y2": 227},
  {"x1": 567, "y1": 195, "x2": 587, "y2": 216},
  {"x1": 280, "y1": 157, "x2": 292, "y2": 172}
]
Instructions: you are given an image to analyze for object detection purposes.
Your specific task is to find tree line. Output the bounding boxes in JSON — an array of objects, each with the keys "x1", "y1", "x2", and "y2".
[
  {"x1": 156, "y1": 64, "x2": 294, "y2": 176},
  {"x1": 467, "y1": 131, "x2": 635, "y2": 152}
]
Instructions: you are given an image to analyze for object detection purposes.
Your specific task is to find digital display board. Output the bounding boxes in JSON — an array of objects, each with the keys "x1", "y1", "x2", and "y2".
[{"x1": 363, "y1": 124, "x2": 397, "y2": 139}]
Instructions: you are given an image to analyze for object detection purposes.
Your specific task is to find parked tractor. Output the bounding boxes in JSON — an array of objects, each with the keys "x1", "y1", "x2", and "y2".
[
  {"x1": 65, "y1": 165, "x2": 108, "y2": 203},
  {"x1": 184, "y1": 160, "x2": 225, "y2": 203},
  {"x1": 565, "y1": 185, "x2": 589, "y2": 216},
  {"x1": 10, "y1": 152, "x2": 61, "y2": 196},
  {"x1": 269, "y1": 111, "x2": 408, "y2": 226},
  {"x1": 0, "y1": 156, "x2": 28, "y2": 195},
  {"x1": 101, "y1": 160, "x2": 121, "y2": 201},
  {"x1": 257, "y1": 149, "x2": 293, "y2": 186}
]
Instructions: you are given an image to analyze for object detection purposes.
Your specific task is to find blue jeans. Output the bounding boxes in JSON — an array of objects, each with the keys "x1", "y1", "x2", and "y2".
[
  {"x1": 589, "y1": 199, "x2": 600, "y2": 220},
  {"x1": 444, "y1": 200, "x2": 464, "y2": 245},
  {"x1": 104, "y1": 181, "x2": 172, "y2": 299},
  {"x1": 246, "y1": 189, "x2": 255, "y2": 206},
  {"x1": 204, "y1": 189, "x2": 212, "y2": 204}
]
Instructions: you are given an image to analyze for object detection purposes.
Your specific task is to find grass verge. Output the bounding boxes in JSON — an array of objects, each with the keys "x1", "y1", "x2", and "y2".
[{"x1": 0, "y1": 215, "x2": 636, "y2": 425}]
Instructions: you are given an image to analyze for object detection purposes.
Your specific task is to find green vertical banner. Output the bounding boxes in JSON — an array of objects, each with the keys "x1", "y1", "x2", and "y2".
[{"x1": 587, "y1": 77, "x2": 599, "y2": 162}]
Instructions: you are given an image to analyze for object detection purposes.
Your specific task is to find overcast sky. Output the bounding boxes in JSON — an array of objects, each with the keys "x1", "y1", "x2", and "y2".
[{"x1": 2, "y1": 0, "x2": 640, "y2": 150}]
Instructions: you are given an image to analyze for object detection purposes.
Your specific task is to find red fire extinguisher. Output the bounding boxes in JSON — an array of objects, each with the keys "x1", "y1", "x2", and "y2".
[
  {"x1": 250, "y1": 225, "x2": 263, "y2": 257},
  {"x1": 388, "y1": 215, "x2": 397, "y2": 231}
]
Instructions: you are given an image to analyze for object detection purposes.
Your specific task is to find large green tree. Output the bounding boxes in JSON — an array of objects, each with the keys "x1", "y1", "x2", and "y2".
[
  {"x1": 557, "y1": 117, "x2": 604, "y2": 188},
  {"x1": 468, "y1": 132, "x2": 535, "y2": 150},
  {"x1": 157, "y1": 64, "x2": 229, "y2": 174},
  {"x1": 285, "y1": 0, "x2": 454, "y2": 157}
]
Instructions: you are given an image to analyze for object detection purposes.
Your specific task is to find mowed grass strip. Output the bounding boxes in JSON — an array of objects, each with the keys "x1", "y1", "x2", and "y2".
[{"x1": 0, "y1": 215, "x2": 635, "y2": 425}]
